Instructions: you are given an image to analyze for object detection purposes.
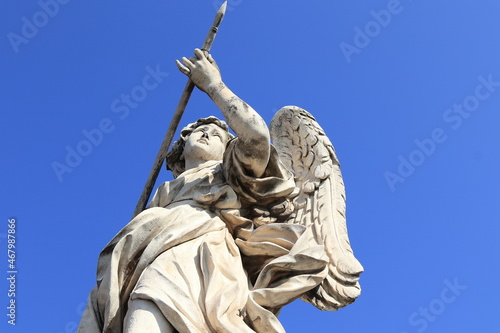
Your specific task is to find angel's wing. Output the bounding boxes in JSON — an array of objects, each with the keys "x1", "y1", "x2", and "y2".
[{"x1": 270, "y1": 106, "x2": 363, "y2": 311}]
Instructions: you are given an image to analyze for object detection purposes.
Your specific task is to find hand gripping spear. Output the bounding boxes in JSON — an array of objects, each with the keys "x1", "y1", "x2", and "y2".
[{"x1": 132, "y1": 2, "x2": 228, "y2": 218}]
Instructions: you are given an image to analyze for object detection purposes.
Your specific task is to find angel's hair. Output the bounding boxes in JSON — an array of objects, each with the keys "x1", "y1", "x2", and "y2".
[{"x1": 166, "y1": 116, "x2": 234, "y2": 178}]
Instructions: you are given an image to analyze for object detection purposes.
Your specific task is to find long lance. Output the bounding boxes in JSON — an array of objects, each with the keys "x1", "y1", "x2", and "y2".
[{"x1": 132, "y1": 2, "x2": 228, "y2": 218}]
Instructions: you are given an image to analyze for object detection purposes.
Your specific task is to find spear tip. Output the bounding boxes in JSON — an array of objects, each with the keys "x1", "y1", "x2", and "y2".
[
  {"x1": 219, "y1": 1, "x2": 228, "y2": 14},
  {"x1": 213, "y1": 1, "x2": 228, "y2": 27}
]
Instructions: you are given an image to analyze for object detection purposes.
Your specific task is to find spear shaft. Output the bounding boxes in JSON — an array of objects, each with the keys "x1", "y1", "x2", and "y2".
[{"x1": 132, "y1": 2, "x2": 228, "y2": 218}]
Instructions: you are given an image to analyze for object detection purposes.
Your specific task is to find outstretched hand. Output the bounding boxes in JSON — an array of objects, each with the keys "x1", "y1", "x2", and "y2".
[
  {"x1": 176, "y1": 49, "x2": 222, "y2": 94},
  {"x1": 178, "y1": 49, "x2": 270, "y2": 177}
]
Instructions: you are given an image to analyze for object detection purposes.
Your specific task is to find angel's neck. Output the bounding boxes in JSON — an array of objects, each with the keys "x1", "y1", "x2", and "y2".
[{"x1": 184, "y1": 159, "x2": 220, "y2": 173}]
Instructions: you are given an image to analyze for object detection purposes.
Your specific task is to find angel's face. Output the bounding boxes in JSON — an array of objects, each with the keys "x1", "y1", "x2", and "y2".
[{"x1": 183, "y1": 123, "x2": 229, "y2": 163}]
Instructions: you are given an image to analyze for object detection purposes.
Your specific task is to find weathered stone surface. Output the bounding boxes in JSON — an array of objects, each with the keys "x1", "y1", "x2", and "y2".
[{"x1": 78, "y1": 49, "x2": 362, "y2": 333}]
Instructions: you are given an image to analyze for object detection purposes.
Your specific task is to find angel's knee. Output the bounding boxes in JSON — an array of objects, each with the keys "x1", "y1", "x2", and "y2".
[{"x1": 124, "y1": 299, "x2": 175, "y2": 333}]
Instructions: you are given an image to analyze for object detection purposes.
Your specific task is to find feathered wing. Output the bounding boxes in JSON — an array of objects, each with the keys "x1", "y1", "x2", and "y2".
[{"x1": 270, "y1": 106, "x2": 363, "y2": 311}]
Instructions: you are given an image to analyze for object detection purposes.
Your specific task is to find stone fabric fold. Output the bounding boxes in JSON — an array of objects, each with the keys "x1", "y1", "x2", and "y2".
[{"x1": 78, "y1": 142, "x2": 328, "y2": 333}]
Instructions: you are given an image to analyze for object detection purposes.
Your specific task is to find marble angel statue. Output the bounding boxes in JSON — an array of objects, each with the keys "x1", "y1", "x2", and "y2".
[{"x1": 78, "y1": 49, "x2": 363, "y2": 333}]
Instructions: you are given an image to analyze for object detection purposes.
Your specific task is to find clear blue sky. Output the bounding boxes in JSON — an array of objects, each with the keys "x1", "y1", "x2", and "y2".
[{"x1": 2, "y1": 1, "x2": 500, "y2": 332}]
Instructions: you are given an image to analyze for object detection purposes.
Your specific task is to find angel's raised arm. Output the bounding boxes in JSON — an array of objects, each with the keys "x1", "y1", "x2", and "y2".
[{"x1": 176, "y1": 49, "x2": 270, "y2": 177}]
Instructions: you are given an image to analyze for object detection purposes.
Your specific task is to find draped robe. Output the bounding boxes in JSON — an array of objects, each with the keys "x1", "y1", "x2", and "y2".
[{"x1": 78, "y1": 140, "x2": 329, "y2": 333}]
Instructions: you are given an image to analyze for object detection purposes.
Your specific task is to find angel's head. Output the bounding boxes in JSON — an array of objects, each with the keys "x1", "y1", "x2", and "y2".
[{"x1": 166, "y1": 116, "x2": 234, "y2": 178}]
